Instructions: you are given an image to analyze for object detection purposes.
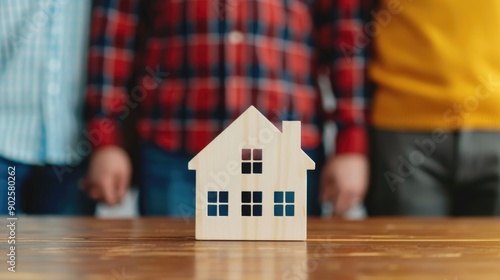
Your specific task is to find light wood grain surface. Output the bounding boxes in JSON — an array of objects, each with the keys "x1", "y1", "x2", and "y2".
[
  {"x1": 1, "y1": 217, "x2": 500, "y2": 280},
  {"x1": 189, "y1": 106, "x2": 315, "y2": 240}
]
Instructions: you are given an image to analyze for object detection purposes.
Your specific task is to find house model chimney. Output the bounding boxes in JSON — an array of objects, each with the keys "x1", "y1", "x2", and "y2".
[{"x1": 282, "y1": 121, "x2": 301, "y2": 150}]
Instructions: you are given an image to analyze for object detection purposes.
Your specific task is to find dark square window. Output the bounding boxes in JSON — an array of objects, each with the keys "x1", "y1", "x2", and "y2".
[
  {"x1": 208, "y1": 205, "x2": 217, "y2": 216},
  {"x1": 241, "y1": 191, "x2": 251, "y2": 203},
  {"x1": 274, "y1": 205, "x2": 283, "y2": 216},
  {"x1": 219, "y1": 191, "x2": 228, "y2": 203},
  {"x1": 219, "y1": 205, "x2": 228, "y2": 216},
  {"x1": 253, "y1": 205, "x2": 262, "y2": 216},
  {"x1": 253, "y1": 149, "x2": 262, "y2": 160},
  {"x1": 242, "y1": 149, "x2": 251, "y2": 160},
  {"x1": 253, "y1": 191, "x2": 262, "y2": 203},
  {"x1": 253, "y1": 162, "x2": 262, "y2": 174},
  {"x1": 242, "y1": 205, "x2": 251, "y2": 216},
  {"x1": 241, "y1": 162, "x2": 251, "y2": 174},
  {"x1": 274, "y1": 191, "x2": 295, "y2": 217},
  {"x1": 207, "y1": 191, "x2": 217, "y2": 203},
  {"x1": 274, "y1": 192, "x2": 283, "y2": 203},
  {"x1": 241, "y1": 148, "x2": 263, "y2": 174}
]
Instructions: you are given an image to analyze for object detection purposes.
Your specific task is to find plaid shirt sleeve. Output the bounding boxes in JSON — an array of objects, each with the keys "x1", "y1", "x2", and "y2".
[
  {"x1": 85, "y1": 0, "x2": 141, "y2": 149},
  {"x1": 313, "y1": 0, "x2": 371, "y2": 155}
]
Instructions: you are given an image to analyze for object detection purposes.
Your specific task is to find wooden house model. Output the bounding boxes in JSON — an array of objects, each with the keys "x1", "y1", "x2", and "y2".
[{"x1": 188, "y1": 106, "x2": 315, "y2": 240}]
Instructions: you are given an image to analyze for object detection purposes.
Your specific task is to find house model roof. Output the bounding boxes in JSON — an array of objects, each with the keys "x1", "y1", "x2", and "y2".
[{"x1": 188, "y1": 106, "x2": 315, "y2": 170}]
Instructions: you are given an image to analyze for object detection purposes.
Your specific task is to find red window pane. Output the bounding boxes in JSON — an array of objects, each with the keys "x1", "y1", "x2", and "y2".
[
  {"x1": 253, "y1": 149, "x2": 262, "y2": 160},
  {"x1": 242, "y1": 149, "x2": 251, "y2": 160}
]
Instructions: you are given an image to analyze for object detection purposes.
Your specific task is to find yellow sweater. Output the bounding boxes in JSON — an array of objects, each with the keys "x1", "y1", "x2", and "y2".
[{"x1": 369, "y1": 0, "x2": 500, "y2": 130}]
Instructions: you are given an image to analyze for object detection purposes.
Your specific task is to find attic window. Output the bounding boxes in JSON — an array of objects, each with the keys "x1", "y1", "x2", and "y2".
[{"x1": 241, "y1": 148, "x2": 263, "y2": 174}]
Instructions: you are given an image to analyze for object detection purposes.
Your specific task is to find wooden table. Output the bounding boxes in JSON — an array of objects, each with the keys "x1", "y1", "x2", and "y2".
[{"x1": 1, "y1": 218, "x2": 500, "y2": 280}]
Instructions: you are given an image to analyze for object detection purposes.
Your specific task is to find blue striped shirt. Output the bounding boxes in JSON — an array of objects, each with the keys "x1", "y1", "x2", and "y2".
[{"x1": 0, "y1": 0, "x2": 90, "y2": 165}]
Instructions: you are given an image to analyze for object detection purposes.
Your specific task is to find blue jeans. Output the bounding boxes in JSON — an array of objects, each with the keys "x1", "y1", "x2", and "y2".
[
  {"x1": 0, "y1": 156, "x2": 95, "y2": 215},
  {"x1": 138, "y1": 142, "x2": 323, "y2": 216}
]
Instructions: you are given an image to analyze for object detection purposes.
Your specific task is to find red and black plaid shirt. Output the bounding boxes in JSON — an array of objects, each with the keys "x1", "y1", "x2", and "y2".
[{"x1": 86, "y1": 0, "x2": 370, "y2": 155}]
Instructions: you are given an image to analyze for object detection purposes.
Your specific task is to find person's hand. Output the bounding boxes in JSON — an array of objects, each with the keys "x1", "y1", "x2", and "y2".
[
  {"x1": 321, "y1": 154, "x2": 369, "y2": 216},
  {"x1": 82, "y1": 146, "x2": 131, "y2": 206}
]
